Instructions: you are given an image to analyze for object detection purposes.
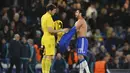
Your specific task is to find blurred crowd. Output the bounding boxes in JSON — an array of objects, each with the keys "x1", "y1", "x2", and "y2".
[{"x1": 0, "y1": 0, "x2": 130, "y2": 73}]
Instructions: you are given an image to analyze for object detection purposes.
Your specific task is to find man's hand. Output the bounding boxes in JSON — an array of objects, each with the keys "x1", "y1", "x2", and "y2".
[
  {"x1": 29, "y1": 58, "x2": 32, "y2": 62},
  {"x1": 63, "y1": 28, "x2": 69, "y2": 33}
]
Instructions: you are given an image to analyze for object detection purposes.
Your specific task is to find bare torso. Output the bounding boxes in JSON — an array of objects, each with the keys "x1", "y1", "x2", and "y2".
[{"x1": 75, "y1": 19, "x2": 87, "y2": 37}]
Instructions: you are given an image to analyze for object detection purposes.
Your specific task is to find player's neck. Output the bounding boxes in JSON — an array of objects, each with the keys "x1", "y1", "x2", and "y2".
[
  {"x1": 47, "y1": 11, "x2": 52, "y2": 15},
  {"x1": 78, "y1": 16, "x2": 83, "y2": 19}
]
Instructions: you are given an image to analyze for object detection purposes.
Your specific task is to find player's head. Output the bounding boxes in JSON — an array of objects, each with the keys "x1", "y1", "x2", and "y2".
[
  {"x1": 75, "y1": 9, "x2": 84, "y2": 18},
  {"x1": 46, "y1": 4, "x2": 57, "y2": 15}
]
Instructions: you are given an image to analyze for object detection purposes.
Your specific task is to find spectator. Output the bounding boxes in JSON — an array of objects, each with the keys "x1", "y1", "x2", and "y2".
[
  {"x1": 123, "y1": 54, "x2": 130, "y2": 69},
  {"x1": 126, "y1": 27, "x2": 130, "y2": 44},
  {"x1": 122, "y1": 42, "x2": 130, "y2": 56},
  {"x1": 86, "y1": 3, "x2": 97, "y2": 29},
  {"x1": 13, "y1": 13, "x2": 21, "y2": 34},
  {"x1": 0, "y1": 25, "x2": 10, "y2": 41},
  {"x1": 27, "y1": 39, "x2": 36, "y2": 73},
  {"x1": 106, "y1": 27, "x2": 113, "y2": 38},
  {"x1": 112, "y1": 56, "x2": 121, "y2": 69},
  {"x1": 105, "y1": 31, "x2": 123, "y2": 52},
  {"x1": 2, "y1": 11, "x2": 9, "y2": 24},
  {"x1": 13, "y1": 13, "x2": 19, "y2": 23},
  {"x1": 94, "y1": 29, "x2": 103, "y2": 42},
  {"x1": 100, "y1": 45, "x2": 107, "y2": 54},
  {"x1": 7, "y1": 34, "x2": 22, "y2": 73},
  {"x1": 1, "y1": 38, "x2": 9, "y2": 60},
  {"x1": 86, "y1": 3, "x2": 97, "y2": 20},
  {"x1": 94, "y1": 53, "x2": 110, "y2": 73},
  {"x1": 10, "y1": 21, "x2": 16, "y2": 33},
  {"x1": 17, "y1": 15, "x2": 29, "y2": 36},
  {"x1": 10, "y1": 29, "x2": 14, "y2": 39},
  {"x1": 21, "y1": 36, "x2": 30, "y2": 73},
  {"x1": 60, "y1": 12, "x2": 70, "y2": 28},
  {"x1": 116, "y1": 51, "x2": 125, "y2": 69},
  {"x1": 76, "y1": 3, "x2": 81, "y2": 9},
  {"x1": 0, "y1": 38, "x2": 9, "y2": 70},
  {"x1": 34, "y1": 30, "x2": 42, "y2": 47},
  {"x1": 52, "y1": 53, "x2": 67, "y2": 73},
  {"x1": 96, "y1": 8, "x2": 107, "y2": 31},
  {"x1": 90, "y1": 43, "x2": 100, "y2": 56},
  {"x1": 34, "y1": 44, "x2": 42, "y2": 63},
  {"x1": 110, "y1": 45, "x2": 117, "y2": 58}
]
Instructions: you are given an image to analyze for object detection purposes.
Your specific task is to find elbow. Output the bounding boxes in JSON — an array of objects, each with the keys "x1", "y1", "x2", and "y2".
[
  {"x1": 48, "y1": 27, "x2": 55, "y2": 33},
  {"x1": 48, "y1": 29, "x2": 53, "y2": 33},
  {"x1": 48, "y1": 30, "x2": 54, "y2": 34}
]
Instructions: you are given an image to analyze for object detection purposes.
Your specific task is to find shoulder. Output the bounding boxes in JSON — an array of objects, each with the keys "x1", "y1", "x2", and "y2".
[
  {"x1": 76, "y1": 20, "x2": 82, "y2": 24},
  {"x1": 78, "y1": 19, "x2": 86, "y2": 23},
  {"x1": 41, "y1": 13, "x2": 46, "y2": 18},
  {"x1": 10, "y1": 39, "x2": 15, "y2": 43},
  {"x1": 41, "y1": 13, "x2": 51, "y2": 19}
]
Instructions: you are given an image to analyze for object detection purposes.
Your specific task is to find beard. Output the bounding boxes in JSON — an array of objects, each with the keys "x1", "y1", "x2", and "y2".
[
  {"x1": 75, "y1": 13, "x2": 80, "y2": 18},
  {"x1": 75, "y1": 15, "x2": 79, "y2": 18}
]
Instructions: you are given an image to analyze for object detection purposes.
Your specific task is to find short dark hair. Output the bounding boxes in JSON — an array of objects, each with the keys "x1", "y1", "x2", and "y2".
[
  {"x1": 76, "y1": 9, "x2": 85, "y2": 17},
  {"x1": 46, "y1": 4, "x2": 56, "y2": 11}
]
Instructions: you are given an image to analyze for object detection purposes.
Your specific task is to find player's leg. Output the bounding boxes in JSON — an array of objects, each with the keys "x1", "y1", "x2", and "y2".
[
  {"x1": 42, "y1": 44, "x2": 55, "y2": 73},
  {"x1": 76, "y1": 37, "x2": 90, "y2": 73},
  {"x1": 42, "y1": 55, "x2": 52, "y2": 73},
  {"x1": 41, "y1": 36, "x2": 55, "y2": 73},
  {"x1": 77, "y1": 55, "x2": 90, "y2": 73}
]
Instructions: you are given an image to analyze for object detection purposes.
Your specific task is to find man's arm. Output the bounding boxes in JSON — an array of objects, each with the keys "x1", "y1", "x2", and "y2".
[
  {"x1": 75, "y1": 20, "x2": 82, "y2": 30},
  {"x1": 46, "y1": 17, "x2": 68, "y2": 33},
  {"x1": 48, "y1": 27, "x2": 65, "y2": 33},
  {"x1": 30, "y1": 46, "x2": 34, "y2": 59},
  {"x1": 8, "y1": 40, "x2": 14, "y2": 57}
]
